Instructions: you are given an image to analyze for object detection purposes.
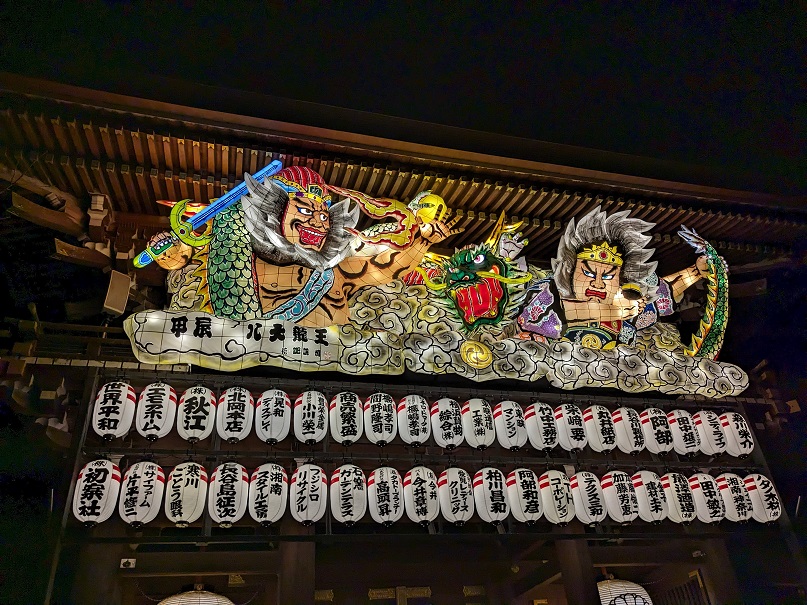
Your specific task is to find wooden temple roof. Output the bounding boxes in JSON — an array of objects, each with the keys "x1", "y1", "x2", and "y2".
[{"x1": 1, "y1": 72, "x2": 805, "y2": 273}]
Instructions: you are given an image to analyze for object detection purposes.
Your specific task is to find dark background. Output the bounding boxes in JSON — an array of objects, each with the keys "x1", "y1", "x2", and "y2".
[{"x1": 1, "y1": 1, "x2": 804, "y2": 194}]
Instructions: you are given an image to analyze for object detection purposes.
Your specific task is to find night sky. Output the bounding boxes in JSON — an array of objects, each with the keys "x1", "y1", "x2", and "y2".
[{"x1": 1, "y1": 1, "x2": 804, "y2": 194}]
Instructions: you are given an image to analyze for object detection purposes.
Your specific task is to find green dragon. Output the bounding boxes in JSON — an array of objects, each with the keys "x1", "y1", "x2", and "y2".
[{"x1": 678, "y1": 225, "x2": 729, "y2": 359}]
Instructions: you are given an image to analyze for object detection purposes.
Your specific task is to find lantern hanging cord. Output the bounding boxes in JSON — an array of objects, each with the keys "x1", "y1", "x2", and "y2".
[{"x1": 134, "y1": 582, "x2": 163, "y2": 602}]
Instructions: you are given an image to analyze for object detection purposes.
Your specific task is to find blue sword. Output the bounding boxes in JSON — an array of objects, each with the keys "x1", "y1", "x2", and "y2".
[{"x1": 134, "y1": 160, "x2": 284, "y2": 268}]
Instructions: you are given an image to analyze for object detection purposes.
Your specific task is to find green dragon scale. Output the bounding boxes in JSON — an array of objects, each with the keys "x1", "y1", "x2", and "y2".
[{"x1": 678, "y1": 225, "x2": 728, "y2": 359}]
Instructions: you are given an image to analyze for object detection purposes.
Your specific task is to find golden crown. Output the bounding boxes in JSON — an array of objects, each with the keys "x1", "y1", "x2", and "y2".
[{"x1": 576, "y1": 241, "x2": 623, "y2": 266}]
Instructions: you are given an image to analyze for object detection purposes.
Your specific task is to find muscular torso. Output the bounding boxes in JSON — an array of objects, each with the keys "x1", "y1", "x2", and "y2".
[{"x1": 254, "y1": 239, "x2": 430, "y2": 326}]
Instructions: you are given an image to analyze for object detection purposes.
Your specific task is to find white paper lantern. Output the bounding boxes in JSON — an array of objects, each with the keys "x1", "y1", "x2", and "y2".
[
  {"x1": 744, "y1": 474, "x2": 782, "y2": 523},
  {"x1": 601, "y1": 471, "x2": 639, "y2": 524},
  {"x1": 583, "y1": 405, "x2": 617, "y2": 453},
  {"x1": 715, "y1": 473, "x2": 753, "y2": 522},
  {"x1": 158, "y1": 590, "x2": 235, "y2": 605},
  {"x1": 135, "y1": 383, "x2": 176, "y2": 441},
  {"x1": 688, "y1": 473, "x2": 725, "y2": 524},
  {"x1": 612, "y1": 407, "x2": 645, "y2": 455},
  {"x1": 597, "y1": 579, "x2": 653, "y2": 605},
  {"x1": 539, "y1": 470, "x2": 575, "y2": 525},
  {"x1": 248, "y1": 463, "x2": 287, "y2": 526},
  {"x1": 73, "y1": 459, "x2": 121, "y2": 526},
  {"x1": 494, "y1": 401, "x2": 527, "y2": 451},
  {"x1": 293, "y1": 391, "x2": 328, "y2": 445},
  {"x1": 554, "y1": 404, "x2": 587, "y2": 452},
  {"x1": 165, "y1": 462, "x2": 208, "y2": 527},
  {"x1": 368, "y1": 467, "x2": 404, "y2": 526},
  {"x1": 473, "y1": 468, "x2": 509, "y2": 524},
  {"x1": 92, "y1": 382, "x2": 136, "y2": 441},
  {"x1": 363, "y1": 393, "x2": 397, "y2": 446},
  {"x1": 118, "y1": 461, "x2": 165, "y2": 527},
  {"x1": 632, "y1": 470, "x2": 668, "y2": 524},
  {"x1": 719, "y1": 412, "x2": 755, "y2": 458},
  {"x1": 430, "y1": 398, "x2": 464, "y2": 449},
  {"x1": 461, "y1": 398, "x2": 496, "y2": 450},
  {"x1": 524, "y1": 402, "x2": 558, "y2": 452},
  {"x1": 330, "y1": 464, "x2": 366, "y2": 526},
  {"x1": 397, "y1": 395, "x2": 431, "y2": 446},
  {"x1": 254, "y1": 389, "x2": 291, "y2": 444},
  {"x1": 290, "y1": 464, "x2": 327, "y2": 525},
  {"x1": 329, "y1": 392, "x2": 363, "y2": 446},
  {"x1": 507, "y1": 468, "x2": 543, "y2": 524},
  {"x1": 404, "y1": 466, "x2": 439, "y2": 525},
  {"x1": 570, "y1": 472, "x2": 606, "y2": 526},
  {"x1": 660, "y1": 472, "x2": 696, "y2": 524},
  {"x1": 667, "y1": 409, "x2": 701, "y2": 457},
  {"x1": 438, "y1": 468, "x2": 474, "y2": 525},
  {"x1": 177, "y1": 386, "x2": 216, "y2": 443},
  {"x1": 216, "y1": 388, "x2": 254, "y2": 444},
  {"x1": 692, "y1": 410, "x2": 727, "y2": 456},
  {"x1": 208, "y1": 463, "x2": 249, "y2": 527},
  {"x1": 639, "y1": 408, "x2": 674, "y2": 455}
]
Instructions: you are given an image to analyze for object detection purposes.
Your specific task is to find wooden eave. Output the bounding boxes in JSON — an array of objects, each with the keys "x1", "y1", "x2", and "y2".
[{"x1": 1, "y1": 72, "x2": 805, "y2": 271}]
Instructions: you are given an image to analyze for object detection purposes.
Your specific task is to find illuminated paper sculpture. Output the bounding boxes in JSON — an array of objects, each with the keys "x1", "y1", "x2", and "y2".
[{"x1": 126, "y1": 167, "x2": 749, "y2": 398}]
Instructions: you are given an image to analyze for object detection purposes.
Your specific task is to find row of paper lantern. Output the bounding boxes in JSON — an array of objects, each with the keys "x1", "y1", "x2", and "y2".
[
  {"x1": 91, "y1": 382, "x2": 755, "y2": 458},
  {"x1": 73, "y1": 459, "x2": 781, "y2": 529}
]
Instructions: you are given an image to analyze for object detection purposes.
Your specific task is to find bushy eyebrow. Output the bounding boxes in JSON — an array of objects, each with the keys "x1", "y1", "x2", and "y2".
[{"x1": 292, "y1": 195, "x2": 315, "y2": 209}]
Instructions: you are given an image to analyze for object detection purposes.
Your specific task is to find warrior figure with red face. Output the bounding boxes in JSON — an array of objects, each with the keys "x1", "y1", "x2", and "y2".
[{"x1": 159, "y1": 166, "x2": 451, "y2": 326}]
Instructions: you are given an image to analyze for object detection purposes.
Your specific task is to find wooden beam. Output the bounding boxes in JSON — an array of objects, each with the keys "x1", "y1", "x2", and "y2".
[
  {"x1": 9, "y1": 192, "x2": 85, "y2": 237},
  {"x1": 119, "y1": 551, "x2": 279, "y2": 578},
  {"x1": 52, "y1": 238, "x2": 111, "y2": 268}
]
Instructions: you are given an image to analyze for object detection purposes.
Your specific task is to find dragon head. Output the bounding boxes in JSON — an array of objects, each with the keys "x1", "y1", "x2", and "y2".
[{"x1": 416, "y1": 215, "x2": 533, "y2": 332}]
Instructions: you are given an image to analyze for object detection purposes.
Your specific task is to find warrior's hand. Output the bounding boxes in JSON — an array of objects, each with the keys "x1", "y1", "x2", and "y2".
[
  {"x1": 695, "y1": 255, "x2": 709, "y2": 278},
  {"x1": 418, "y1": 216, "x2": 464, "y2": 244},
  {"x1": 499, "y1": 231, "x2": 529, "y2": 261}
]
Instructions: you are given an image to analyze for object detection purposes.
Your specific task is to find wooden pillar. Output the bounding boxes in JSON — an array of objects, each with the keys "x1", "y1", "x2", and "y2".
[
  {"x1": 555, "y1": 529, "x2": 598, "y2": 605},
  {"x1": 278, "y1": 518, "x2": 315, "y2": 605},
  {"x1": 696, "y1": 539, "x2": 741, "y2": 604},
  {"x1": 70, "y1": 525, "x2": 126, "y2": 605}
]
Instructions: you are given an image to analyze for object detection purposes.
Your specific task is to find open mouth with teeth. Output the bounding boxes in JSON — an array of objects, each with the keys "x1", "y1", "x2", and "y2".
[
  {"x1": 295, "y1": 225, "x2": 326, "y2": 248},
  {"x1": 449, "y1": 266, "x2": 507, "y2": 328}
]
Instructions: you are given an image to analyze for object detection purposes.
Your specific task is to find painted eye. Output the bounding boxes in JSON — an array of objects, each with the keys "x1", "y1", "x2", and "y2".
[
  {"x1": 602, "y1": 273, "x2": 615, "y2": 280},
  {"x1": 319, "y1": 213, "x2": 328, "y2": 222},
  {"x1": 297, "y1": 207, "x2": 313, "y2": 216},
  {"x1": 583, "y1": 269, "x2": 595, "y2": 278},
  {"x1": 473, "y1": 254, "x2": 485, "y2": 264}
]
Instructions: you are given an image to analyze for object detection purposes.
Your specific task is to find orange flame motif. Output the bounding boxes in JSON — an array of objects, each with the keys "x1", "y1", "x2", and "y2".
[{"x1": 156, "y1": 199, "x2": 210, "y2": 214}]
